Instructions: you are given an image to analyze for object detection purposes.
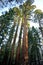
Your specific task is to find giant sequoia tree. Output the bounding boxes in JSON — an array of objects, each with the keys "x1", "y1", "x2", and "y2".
[
  {"x1": 10, "y1": 1, "x2": 35, "y2": 65},
  {"x1": 4, "y1": 0, "x2": 35, "y2": 65}
]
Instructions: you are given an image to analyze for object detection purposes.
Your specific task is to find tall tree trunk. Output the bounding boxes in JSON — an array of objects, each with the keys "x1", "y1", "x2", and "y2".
[
  {"x1": 22, "y1": 15, "x2": 28, "y2": 65},
  {"x1": 39, "y1": 20, "x2": 43, "y2": 37}
]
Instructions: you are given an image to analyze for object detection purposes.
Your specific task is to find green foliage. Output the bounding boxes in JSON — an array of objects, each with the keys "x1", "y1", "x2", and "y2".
[
  {"x1": 0, "y1": 45, "x2": 6, "y2": 63},
  {"x1": 28, "y1": 27, "x2": 41, "y2": 44},
  {"x1": 28, "y1": 27, "x2": 42, "y2": 64},
  {"x1": 0, "y1": 8, "x2": 15, "y2": 65},
  {"x1": 34, "y1": 9, "x2": 43, "y2": 22}
]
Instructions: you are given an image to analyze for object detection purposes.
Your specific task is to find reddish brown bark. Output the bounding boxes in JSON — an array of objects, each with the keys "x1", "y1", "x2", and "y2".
[{"x1": 22, "y1": 15, "x2": 28, "y2": 64}]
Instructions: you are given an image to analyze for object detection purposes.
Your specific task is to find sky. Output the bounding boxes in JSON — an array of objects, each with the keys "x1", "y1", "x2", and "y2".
[
  {"x1": 33, "y1": 0, "x2": 43, "y2": 11},
  {"x1": 29, "y1": 21, "x2": 39, "y2": 28},
  {"x1": 30, "y1": 0, "x2": 43, "y2": 28}
]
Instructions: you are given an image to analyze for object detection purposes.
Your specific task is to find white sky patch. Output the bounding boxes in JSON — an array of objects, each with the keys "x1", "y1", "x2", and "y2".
[
  {"x1": 29, "y1": 21, "x2": 39, "y2": 28},
  {"x1": 33, "y1": 0, "x2": 43, "y2": 11}
]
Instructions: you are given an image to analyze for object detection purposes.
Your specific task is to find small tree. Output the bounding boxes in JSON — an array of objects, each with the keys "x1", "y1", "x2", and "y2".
[{"x1": 34, "y1": 9, "x2": 43, "y2": 37}]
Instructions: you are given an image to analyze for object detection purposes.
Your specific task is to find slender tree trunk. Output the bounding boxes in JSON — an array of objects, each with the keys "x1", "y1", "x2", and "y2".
[
  {"x1": 16, "y1": 17, "x2": 22, "y2": 65},
  {"x1": 15, "y1": 22, "x2": 22, "y2": 65},
  {"x1": 9, "y1": 18, "x2": 20, "y2": 65},
  {"x1": 39, "y1": 20, "x2": 43, "y2": 44},
  {"x1": 22, "y1": 15, "x2": 28, "y2": 65}
]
